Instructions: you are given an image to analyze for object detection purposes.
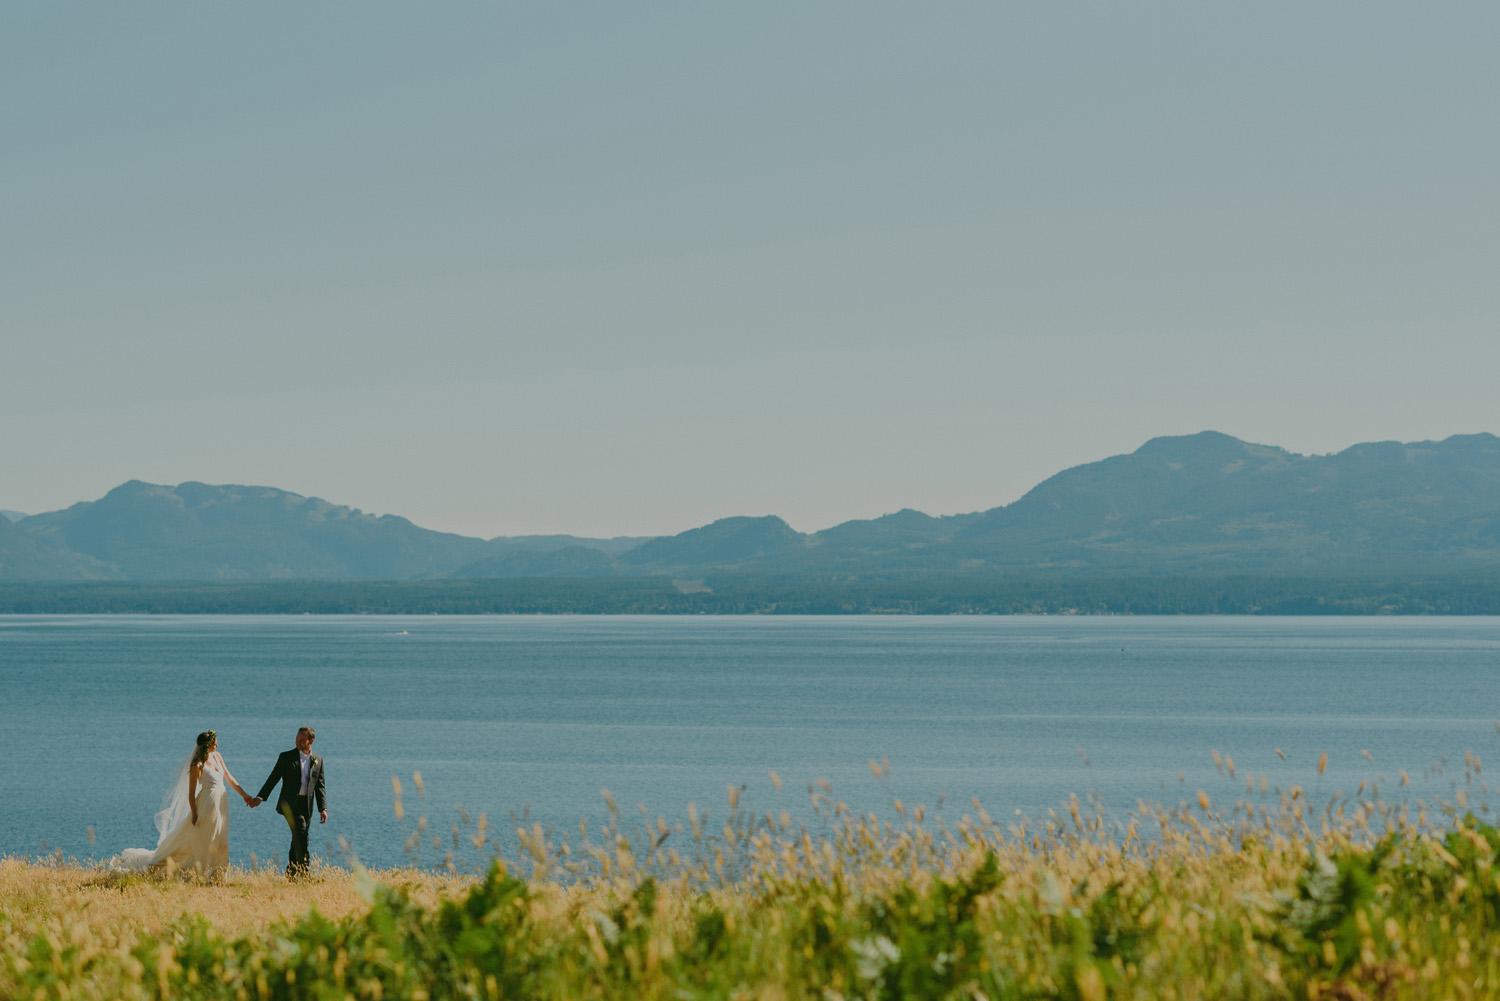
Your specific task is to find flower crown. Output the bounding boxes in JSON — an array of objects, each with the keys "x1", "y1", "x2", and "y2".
[{"x1": 199, "y1": 730, "x2": 217, "y2": 747}]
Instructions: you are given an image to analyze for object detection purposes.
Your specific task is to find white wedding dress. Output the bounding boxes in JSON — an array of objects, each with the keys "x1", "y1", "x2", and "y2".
[{"x1": 111, "y1": 753, "x2": 231, "y2": 878}]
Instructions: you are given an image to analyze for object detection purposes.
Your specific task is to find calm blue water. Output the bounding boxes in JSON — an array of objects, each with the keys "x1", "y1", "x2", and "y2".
[{"x1": 1, "y1": 615, "x2": 1497, "y2": 870}]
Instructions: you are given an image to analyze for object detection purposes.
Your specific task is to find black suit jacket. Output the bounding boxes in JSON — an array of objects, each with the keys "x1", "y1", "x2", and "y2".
[{"x1": 257, "y1": 749, "x2": 326, "y2": 815}]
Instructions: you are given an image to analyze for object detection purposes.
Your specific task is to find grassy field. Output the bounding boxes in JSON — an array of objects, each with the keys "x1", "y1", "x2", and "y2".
[{"x1": 4, "y1": 777, "x2": 1499, "y2": 1000}]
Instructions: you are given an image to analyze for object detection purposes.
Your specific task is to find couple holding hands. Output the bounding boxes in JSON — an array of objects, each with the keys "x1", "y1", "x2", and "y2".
[{"x1": 112, "y1": 726, "x2": 327, "y2": 879}]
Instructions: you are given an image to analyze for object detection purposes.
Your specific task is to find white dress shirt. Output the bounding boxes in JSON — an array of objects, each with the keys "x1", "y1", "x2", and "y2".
[{"x1": 299, "y1": 750, "x2": 312, "y2": 795}]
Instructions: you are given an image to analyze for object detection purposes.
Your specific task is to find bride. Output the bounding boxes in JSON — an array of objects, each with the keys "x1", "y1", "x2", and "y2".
[{"x1": 110, "y1": 730, "x2": 255, "y2": 878}]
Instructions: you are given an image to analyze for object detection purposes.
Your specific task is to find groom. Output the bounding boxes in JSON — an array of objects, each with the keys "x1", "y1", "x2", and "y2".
[{"x1": 251, "y1": 726, "x2": 327, "y2": 877}]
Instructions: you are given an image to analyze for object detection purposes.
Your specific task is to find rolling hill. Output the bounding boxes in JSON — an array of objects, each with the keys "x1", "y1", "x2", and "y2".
[{"x1": 6, "y1": 432, "x2": 1499, "y2": 581}]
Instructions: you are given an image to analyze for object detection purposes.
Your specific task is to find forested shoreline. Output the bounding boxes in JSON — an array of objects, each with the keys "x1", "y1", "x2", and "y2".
[{"x1": 2, "y1": 575, "x2": 1499, "y2": 615}]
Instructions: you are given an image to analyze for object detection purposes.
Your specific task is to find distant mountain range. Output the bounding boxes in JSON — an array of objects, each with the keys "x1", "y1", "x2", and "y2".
[{"x1": 4, "y1": 431, "x2": 1499, "y2": 581}]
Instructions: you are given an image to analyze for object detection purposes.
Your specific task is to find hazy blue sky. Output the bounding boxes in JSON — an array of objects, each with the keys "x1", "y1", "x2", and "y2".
[{"x1": 5, "y1": 3, "x2": 1497, "y2": 538}]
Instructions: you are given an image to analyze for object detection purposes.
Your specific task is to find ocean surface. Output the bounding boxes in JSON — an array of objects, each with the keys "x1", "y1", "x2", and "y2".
[{"x1": 1, "y1": 614, "x2": 1497, "y2": 871}]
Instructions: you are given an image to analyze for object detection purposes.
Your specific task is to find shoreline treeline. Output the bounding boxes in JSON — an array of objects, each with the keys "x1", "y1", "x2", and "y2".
[{"x1": 3, "y1": 575, "x2": 1500, "y2": 615}]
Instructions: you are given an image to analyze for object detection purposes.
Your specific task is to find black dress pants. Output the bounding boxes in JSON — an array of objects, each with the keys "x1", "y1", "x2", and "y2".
[{"x1": 281, "y1": 801, "x2": 312, "y2": 876}]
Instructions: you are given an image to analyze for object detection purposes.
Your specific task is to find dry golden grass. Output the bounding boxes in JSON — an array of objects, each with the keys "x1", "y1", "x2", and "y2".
[
  {"x1": 4, "y1": 777, "x2": 1500, "y2": 1000},
  {"x1": 0, "y1": 856, "x2": 470, "y2": 943}
]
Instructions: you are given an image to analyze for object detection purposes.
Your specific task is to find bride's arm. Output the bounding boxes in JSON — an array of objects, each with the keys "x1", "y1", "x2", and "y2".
[
  {"x1": 214, "y1": 752, "x2": 254, "y2": 804},
  {"x1": 189, "y1": 762, "x2": 202, "y2": 825}
]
